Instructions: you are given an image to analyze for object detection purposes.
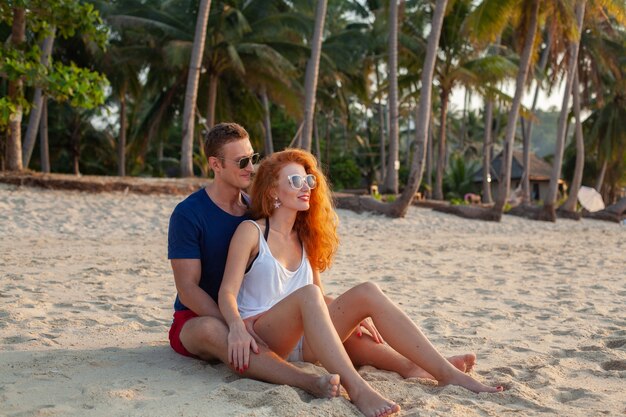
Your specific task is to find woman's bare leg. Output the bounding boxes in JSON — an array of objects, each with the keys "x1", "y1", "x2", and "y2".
[
  {"x1": 344, "y1": 333, "x2": 476, "y2": 379},
  {"x1": 253, "y1": 284, "x2": 401, "y2": 417},
  {"x1": 327, "y1": 282, "x2": 502, "y2": 393}
]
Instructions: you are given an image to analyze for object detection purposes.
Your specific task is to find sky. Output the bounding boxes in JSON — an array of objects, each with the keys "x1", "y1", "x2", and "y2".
[{"x1": 450, "y1": 80, "x2": 567, "y2": 114}]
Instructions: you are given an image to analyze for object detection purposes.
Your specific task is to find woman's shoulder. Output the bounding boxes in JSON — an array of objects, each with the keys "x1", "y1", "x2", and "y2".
[
  {"x1": 233, "y1": 219, "x2": 266, "y2": 241},
  {"x1": 239, "y1": 218, "x2": 267, "y2": 230}
]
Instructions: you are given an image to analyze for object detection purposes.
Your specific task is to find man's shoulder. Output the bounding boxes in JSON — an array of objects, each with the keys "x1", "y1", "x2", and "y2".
[{"x1": 173, "y1": 188, "x2": 207, "y2": 213}]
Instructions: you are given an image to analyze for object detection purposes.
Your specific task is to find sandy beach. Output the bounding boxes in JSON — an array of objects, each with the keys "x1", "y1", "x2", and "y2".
[{"x1": 1, "y1": 183, "x2": 625, "y2": 416}]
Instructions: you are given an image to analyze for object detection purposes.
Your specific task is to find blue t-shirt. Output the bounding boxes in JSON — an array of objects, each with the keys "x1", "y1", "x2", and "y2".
[{"x1": 168, "y1": 188, "x2": 250, "y2": 311}]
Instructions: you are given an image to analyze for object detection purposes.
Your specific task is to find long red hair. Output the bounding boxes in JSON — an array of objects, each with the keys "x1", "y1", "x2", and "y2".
[{"x1": 249, "y1": 149, "x2": 339, "y2": 272}]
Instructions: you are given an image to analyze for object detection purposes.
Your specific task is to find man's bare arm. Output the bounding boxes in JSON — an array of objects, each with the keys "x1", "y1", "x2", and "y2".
[{"x1": 171, "y1": 258, "x2": 222, "y2": 318}]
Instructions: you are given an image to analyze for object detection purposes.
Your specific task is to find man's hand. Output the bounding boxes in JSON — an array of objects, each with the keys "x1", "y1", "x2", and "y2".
[
  {"x1": 357, "y1": 317, "x2": 384, "y2": 344},
  {"x1": 227, "y1": 321, "x2": 259, "y2": 372}
]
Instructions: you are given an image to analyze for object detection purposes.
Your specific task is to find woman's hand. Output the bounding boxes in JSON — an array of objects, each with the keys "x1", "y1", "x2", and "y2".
[
  {"x1": 227, "y1": 321, "x2": 259, "y2": 372},
  {"x1": 357, "y1": 317, "x2": 384, "y2": 344},
  {"x1": 243, "y1": 316, "x2": 268, "y2": 348}
]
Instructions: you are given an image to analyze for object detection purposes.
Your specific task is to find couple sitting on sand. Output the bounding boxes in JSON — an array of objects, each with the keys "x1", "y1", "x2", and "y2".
[{"x1": 167, "y1": 122, "x2": 502, "y2": 417}]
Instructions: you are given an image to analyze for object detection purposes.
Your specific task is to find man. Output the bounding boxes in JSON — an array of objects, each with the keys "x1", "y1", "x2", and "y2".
[
  {"x1": 167, "y1": 122, "x2": 474, "y2": 396},
  {"x1": 168, "y1": 122, "x2": 339, "y2": 397}
]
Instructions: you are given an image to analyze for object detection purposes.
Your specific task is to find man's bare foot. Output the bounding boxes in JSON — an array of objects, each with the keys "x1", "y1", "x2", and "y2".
[
  {"x1": 440, "y1": 371, "x2": 503, "y2": 394},
  {"x1": 350, "y1": 384, "x2": 400, "y2": 417},
  {"x1": 405, "y1": 353, "x2": 477, "y2": 379},
  {"x1": 314, "y1": 373, "x2": 341, "y2": 398}
]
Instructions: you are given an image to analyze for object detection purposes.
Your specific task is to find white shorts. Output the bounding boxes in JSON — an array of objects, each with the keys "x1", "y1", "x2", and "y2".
[{"x1": 287, "y1": 336, "x2": 304, "y2": 362}]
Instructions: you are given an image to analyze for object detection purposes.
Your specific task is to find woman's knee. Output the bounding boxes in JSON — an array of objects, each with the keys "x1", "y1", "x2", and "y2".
[
  {"x1": 295, "y1": 284, "x2": 324, "y2": 303},
  {"x1": 352, "y1": 281, "x2": 384, "y2": 301}
]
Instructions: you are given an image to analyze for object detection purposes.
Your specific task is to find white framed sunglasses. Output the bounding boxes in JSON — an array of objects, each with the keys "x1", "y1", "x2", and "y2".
[{"x1": 287, "y1": 174, "x2": 317, "y2": 190}]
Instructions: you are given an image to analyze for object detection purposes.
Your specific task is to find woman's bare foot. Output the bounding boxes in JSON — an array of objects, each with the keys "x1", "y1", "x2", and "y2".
[
  {"x1": 440, "y1": 370, "x2": 503, "y2": 394},
  {"x1": 405, "y1": 353, "x2": 476, "y2": 379},
  {"x1": 448, "y1": 353, "x2": 476, "y2": 373},
  {"x1": 350, "y1": 383, "x2": 400, "y2": 417},
  {"x1": 315, "y1": 373, "x2": 341, "y2": 398}
]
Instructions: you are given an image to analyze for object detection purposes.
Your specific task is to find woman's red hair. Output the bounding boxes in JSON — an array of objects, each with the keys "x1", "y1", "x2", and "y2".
[{"x1": 249, "y1": 149, "x2": 339, "y2": 272}]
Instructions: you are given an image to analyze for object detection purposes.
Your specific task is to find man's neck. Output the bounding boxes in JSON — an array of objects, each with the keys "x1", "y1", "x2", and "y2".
[{"x1": 205, "y1": 182, "x2": 246, "y2": 215}]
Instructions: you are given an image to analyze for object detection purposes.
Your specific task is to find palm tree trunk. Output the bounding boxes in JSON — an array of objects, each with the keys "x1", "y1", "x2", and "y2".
[
  {"x1": 314, "y1": 116, "x2": 321, "y2": 162},
  {"x1": 300, "y1": 0, "x2": 327, "y2": 151},
  {"x1": 522, "y1": 27, "x2": 553, "y2": 204},
  {"x1": 595, "y1": 159, "x2": 607, "y2": 192},
  {"x1": 382, "y1": 0, "x2": 400, "y2": 194},
  {"x1": 206, "y1": 73, "x2": 218, "y2": 129},
  {"x1": 39, "y1": 97, "x2": 50, "y2": 173},
  {"x1": 460, "y1": 88, "x2": 469, "y2": 150},
  {"x1": 6, "y1": 7, "x2": 26, "y2": 172},
  {"x1": 560, "y1": 70, "x2": 584, "y2": 212},
  {"x1": 325, "y1": 113, "x2": 331, "y2": 175},
  {"x1": 494, "y1": 0, "x2": 540, "y2": 215},
  {"x1": 180, "y1": 0, "x2": 212, "y2": 177},
  {"x1": 425, "y1": 112, "x2": 434, "y2": 199},
  {"x1": 482, "y1": 99, "x2": 494, "y2": 203},
  {"x1": 118, "y1": 90, "x2": 127, "y2": 176},
  {"x1": 541, "y1": 0, "x2": 586, "y2": 221},
  {"x1": 23, "y1": 28, "x2": 55, "y2": 169},
  {"x1": 375, "y1": 62, "x2": 386, "y2": 183},
  {"x1": 71, "y1": 116, "x2": 81, "y2": 176},
  {"x1": 355, "y1": 0, "x2": 448, "y2": 217},
  {"x1": 434, "y1": 88, "x2": 449, "y2": 200},
  {"x1": 260, "y1": 85, "x2": 274, "y2": 155},
  {"x1": 379, "y1": 102, "x2": 386, "y2": 182}
]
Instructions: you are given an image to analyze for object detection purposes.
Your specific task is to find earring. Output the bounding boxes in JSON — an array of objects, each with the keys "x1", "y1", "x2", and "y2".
[{"x1": 273, "y1": 197, "x2": 281, "y2": 209}]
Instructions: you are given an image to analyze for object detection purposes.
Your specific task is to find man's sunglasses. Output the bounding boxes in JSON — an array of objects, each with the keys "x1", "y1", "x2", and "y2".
[
  {"x1": 220, "y1": 153, "x2": 260, "y2": 169},
  {"x1": 287, "y1": 174, "x2": 317, "y2": 190}
]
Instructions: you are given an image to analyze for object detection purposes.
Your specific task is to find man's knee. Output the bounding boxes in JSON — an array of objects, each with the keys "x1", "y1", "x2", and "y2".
[{"x1": 180, "y1": 316, "x2": 228, "y2": 355}]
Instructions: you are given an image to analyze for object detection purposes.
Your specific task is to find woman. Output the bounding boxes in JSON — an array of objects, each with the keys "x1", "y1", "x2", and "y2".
[{"x1": 219, "y1": 149, "x2": 501, "y2": 417}]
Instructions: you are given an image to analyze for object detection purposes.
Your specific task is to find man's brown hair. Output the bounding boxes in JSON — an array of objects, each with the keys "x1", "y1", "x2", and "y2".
[{"x1": 203, "y1": 122, "x2": 249, "y2": 159}]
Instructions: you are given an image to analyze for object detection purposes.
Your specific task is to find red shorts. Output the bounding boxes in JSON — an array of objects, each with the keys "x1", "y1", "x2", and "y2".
[{"x1": 169, "y1": 310, "x2": 199, "y2": 358}]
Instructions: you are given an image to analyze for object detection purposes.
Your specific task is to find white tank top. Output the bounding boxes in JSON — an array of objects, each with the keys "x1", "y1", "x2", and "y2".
[{"x1": 237, "y1": 220, "x2": 313, "y2": 319}]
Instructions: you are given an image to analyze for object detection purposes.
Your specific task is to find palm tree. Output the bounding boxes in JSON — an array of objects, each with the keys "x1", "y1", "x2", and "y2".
[
  {"x1": 489, "y1": 0, "x2": 541, "y2": 216},
  {"x1": 180, "y1": 0, "x2": 212, "y2": 177},
  {"x1": 382, "y1": 0, "x2": 400, "y2": 194},
  {"x1": 520, "y1": 26, "x2": 553, "y2": 204},
  {"x1": 6, "y1": 7, "x2": 26, "y2": 171},
  {"x1": 432, "y1": 0, "x2": 517, "y2": 200},
  {"x1": 300, "y1": 0, "x2": 328, "y2": 151},
  {"x1": 584, "y1": 83, "x2": 626, "y2": 203},
  {"x1": 354, "y1": 0, "x2": 449, "y2": 217},
  {"x1": 482, "y1": 98, "x2": 494, "y2": 203},
  {"x1": 540, "y1": 0, "x2": 586, "y2": 221},
  {"x1": 22, "y1": 28, "x2": 55, "y2": 169},
  {"x1": 558, "y1": 70, "x2": 585, "y2": 215}
]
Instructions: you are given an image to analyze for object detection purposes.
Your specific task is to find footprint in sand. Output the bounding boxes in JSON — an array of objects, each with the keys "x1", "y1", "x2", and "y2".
[
  {"x1": 601, "y1": 360, "x2": 626, "y2": 371},
  {"x1": 556, "y1": 388, "x2": 593, "y2": 403},
  {"x1": 605, "y1": 339, "x2": 626, "y2": 349}
]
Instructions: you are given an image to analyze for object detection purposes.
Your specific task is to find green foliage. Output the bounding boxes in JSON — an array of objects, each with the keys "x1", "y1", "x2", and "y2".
[
  {"x1": 443, "y1": 154, "x2": 479, "y2": 200},
  {"x1": 0, "y1": 0, "x2": 109, "y2": 128},
  {"x1": 46, "y1": 62, "x2": 108, "y2": 108},
  {"x1": 450, "y1": 198, "x2": 465, "y2": 206},
  {"x1": 328, "y1": 156, "x2": 361, "y2": 190}
]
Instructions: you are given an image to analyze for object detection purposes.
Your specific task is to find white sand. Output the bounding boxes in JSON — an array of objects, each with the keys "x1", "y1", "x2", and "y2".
[{"x1": 1, "y1": 183, "x2": 625, "y2": 416}]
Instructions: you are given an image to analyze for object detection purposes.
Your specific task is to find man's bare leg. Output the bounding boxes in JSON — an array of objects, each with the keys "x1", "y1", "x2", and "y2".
[
  {"x1": 179, "y1": 315, "x2": 340, "y2": 398},
  {"x1": 343, "y1": 334, "x2": 476, "y2": 379}
]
